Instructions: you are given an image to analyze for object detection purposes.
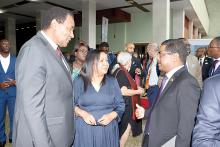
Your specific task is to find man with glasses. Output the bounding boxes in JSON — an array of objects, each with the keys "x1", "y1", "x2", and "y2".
[
  {"x1": 135, "y1": 39, "x2": 200, "y2": 147},
  {"x1": 207, "y1": 36, "x2": 220, "y2": 77}
]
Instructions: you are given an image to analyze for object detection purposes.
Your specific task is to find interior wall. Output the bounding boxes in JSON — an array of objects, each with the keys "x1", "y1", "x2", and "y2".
[
  {"x1": 203, "y1": 0, "x2": 220, "y2": 38},
  {"x1": 65, "y1": 11, "x2": 153, "y2": 53}
]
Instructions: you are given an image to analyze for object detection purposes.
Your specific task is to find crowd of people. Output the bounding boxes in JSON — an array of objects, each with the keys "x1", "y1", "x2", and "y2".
[{"x1": 1, "y1": 6, "x2": 220, "y2": 147}]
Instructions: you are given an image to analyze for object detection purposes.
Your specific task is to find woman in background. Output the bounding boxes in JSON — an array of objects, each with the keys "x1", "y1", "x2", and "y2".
[
  {"x1": 71, "y1": 41, "x2": 89, "y2": 80},
  {"x1": 73, "y1": 50, "x2": 125, "y2": 147},
  {"x1": 112, "y1": 51, "x2": 144, "y2": 147}
]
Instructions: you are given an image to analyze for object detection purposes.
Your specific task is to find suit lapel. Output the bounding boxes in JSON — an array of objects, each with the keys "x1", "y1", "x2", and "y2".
[
  {"x1": 156, "y1": 67, "x2": 186, "y2": 105},
  {"x1": 214, "y1": 65, "x2": 220, "y2": 76},
  {"x1": 6, "y1": 56, "x2": 13, "y2": 74},
  {"x1": 0, "y1": 61, "x2": 5, "y2": 74},
  {"x1": 37, "y1": 32, "x2": 73, "y2": 85}
]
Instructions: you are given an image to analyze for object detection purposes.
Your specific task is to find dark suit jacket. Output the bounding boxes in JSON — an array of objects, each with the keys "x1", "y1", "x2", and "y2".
[
  {"x1": 192, "y1": 74, "x2": 220, "y2": 147},
  {"x1": 208, "y1": 60, "x2": 220, "y2": 77},
  {"x1": 0, "y1": 55, "x2": 16, "y2": 97},
  {"x1": 129, "y1": 55, "x2": 143, "y2": 79},
  {"x1": 147, "y1": 67, "x2": 201, "y2": 147},
  {"x1": 201, "y1": 57, "x2": 213, "y2": 81}
]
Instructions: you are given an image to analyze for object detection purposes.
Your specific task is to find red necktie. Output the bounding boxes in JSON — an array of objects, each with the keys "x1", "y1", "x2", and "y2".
[{"x1": 56, "y1": 47, "x2": 62, "y2": 60}]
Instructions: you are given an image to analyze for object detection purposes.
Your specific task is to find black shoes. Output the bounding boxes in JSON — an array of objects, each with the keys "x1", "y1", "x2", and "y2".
[
  {"x1": 9, "y1": 139, "x2": 12, "y2": 143},
  {"x1": 0, "y1": 141, "x2": 6, "y2": 147}
]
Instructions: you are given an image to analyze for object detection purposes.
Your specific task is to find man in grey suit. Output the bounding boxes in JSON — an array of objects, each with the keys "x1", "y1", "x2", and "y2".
[
  {"x1": 136, "y1": 39, "x2": 201, "y2": 147},
  {"x1": 13, "y1": 7, "x2": 75, "y2": 147},
  {"x1": 192, "y1": 74, "x2": 220, "y2": 147}
]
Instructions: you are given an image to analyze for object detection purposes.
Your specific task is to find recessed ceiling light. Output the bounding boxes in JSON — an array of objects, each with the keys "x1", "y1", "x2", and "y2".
[
  {"x1": 28, "y1": 0, "x2": 41, "y2": 2},
  {"x1": 0, "y1": 9, "x2": 6, "y2": 13}
]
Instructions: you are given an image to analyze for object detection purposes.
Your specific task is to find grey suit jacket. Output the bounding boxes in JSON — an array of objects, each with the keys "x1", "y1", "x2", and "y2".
[
  {"x1": 13, "y1": 32, "x2": 74, "y2": 147},
  {"x1": 187, "y1": 54, "x2": 202, "y2": 88},
  {"x1": 192, "y1": 75, "x2": 220, "y2": 147},
  {"x1": 148, "y1": 67, "x2": 201, "y2": 147}
]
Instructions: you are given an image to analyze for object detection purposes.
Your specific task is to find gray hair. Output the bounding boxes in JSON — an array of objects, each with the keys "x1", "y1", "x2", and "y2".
[
  {"x1": 111, "y1": 51, "x2": 132, "y2": 74},
  {"x1": 147, "y1": 43, "x2": 158, "y2": 51},
  {"x1": 117, "y1": 51, "x2": 132, "y2": 65}
]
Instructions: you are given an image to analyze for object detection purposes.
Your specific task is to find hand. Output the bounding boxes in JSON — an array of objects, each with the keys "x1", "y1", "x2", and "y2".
[
  {"x1": 97, "y1": 111, "x2": 117, "y2": 126},
  {"x1": 135, "y1": 104, "x2": 145, "y2": 119},
  {"x1": 0, "y1": 81, "x2": 11, "y2": 89},
  {"x1": 121, "y1": 86, "x2": 128, "y2": 96},
  {"x1": 81, "y1": 111, "x2": 97, "y2": 126},
  {"x1": 135, "y1": 68, "x2": 141, "y2": 75},
  {"x1": 137, "y1": 87, "x2": 145, "y2": 95},
  {"x1": 7, "y1": 78, "x2": 16, "y2": 86}
]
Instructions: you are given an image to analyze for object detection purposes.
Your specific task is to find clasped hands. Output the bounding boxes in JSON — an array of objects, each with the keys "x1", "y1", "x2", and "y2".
[
  {"x1": 0, "y1": 78, "x2": 16, "y2": 89},
  {"x1": 82, "y1": 111, "x2": 117, "y2": 126}
]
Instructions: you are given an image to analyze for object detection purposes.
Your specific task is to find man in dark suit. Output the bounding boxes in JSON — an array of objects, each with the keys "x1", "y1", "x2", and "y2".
[
  {"x1": 136, "y1": 39, "x2": 201, "y2": 147},
  {"x1": 124, "y1": 42, "x2": 143, "y2": 79},
  {"x1": 192, "y1": 74, "x2": 220, "y2": 147},
  {"x1": 13, "y1": 7, "x2": 74, "y2": 147},
  {"x1": 196, "y1": 47, "x2": 213, "y2": 81},
  {"x1": 207, "y1": 36, "x2": 220, "y2": 77},
  {"x1": 0, "y1": 39, "x2": 16, "y2": 147}
]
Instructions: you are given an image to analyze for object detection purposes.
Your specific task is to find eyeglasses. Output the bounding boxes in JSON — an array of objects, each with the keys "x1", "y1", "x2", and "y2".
[
  {"x1": 78, "y1": 49, "x2": 88, "y2": 54},
  {"x1": 158, "y1": 51, "x2": 173, "y2": 57},
  {"x1": 208, "y1": 46, "x2": 220, "y2": 49}
]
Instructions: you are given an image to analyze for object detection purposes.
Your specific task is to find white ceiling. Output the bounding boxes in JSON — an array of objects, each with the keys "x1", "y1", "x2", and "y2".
[
  {"x1": 0, "y1": 0, "x2": 211, "y2": 35},
  {"x1": 0, "y1": 0, "x2": 152, "y2": 25}
]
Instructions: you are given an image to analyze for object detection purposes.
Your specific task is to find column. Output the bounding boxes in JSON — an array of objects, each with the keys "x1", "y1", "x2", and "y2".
[
  {"x1": 153, "y1": 0, "x2": 170, "y2": 44},
  {"x1": 172, "y1": 9, "x2": 185, "y2": 39},
  {"x1": 188, "y1": 20, "x2": 193, "y2": 39},
  {"x1": 198, "y1": 32, "x2": 202, "y2": 39},
  {"x1": 82, "y1": 0, "x2": 96, "y2": 49},
  {"x1": 5, "y1": 18, "x2": 16, "y2": 55},
  {"x1": 193, "y1": 27, "x2": 199, "y2": 39}
]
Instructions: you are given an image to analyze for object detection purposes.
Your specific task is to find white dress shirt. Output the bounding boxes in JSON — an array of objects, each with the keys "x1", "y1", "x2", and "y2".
[
  {"x1": 0, "y1": 54, "x2": 10, "y2": 73},
  {"x1": 163, "y1": 65, "x2": 184, "y2": 91}
]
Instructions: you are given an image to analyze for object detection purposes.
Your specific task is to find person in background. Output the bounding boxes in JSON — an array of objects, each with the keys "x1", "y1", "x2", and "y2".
[
  {"x1": 13, "y1": 6, "x2": 75, "y2": 147},
  {"x1": 207, "y1": 36, "x2": 220, "y2": 77},
  {"x1": 179, "y1": 38, "x2": 202, "y2": 87},
  {"x1": 192, "y1": 74, "x2": 220, "y2": 147},
  {"x1": 72, "y1": 41, "x2": 89, "y2": 80},
  {"x1": 112, "y1": 51, "x2": 144, "y2": 147},
  {"x1": 98, "y1": 42, "x2": 117, "y2": 74},
  {"x1": 136, "y1": 39, "x2": 200, "y2": 147},
  {"x1": 124, "y1": 42, "x2": 143, "y2": 79},
  {"x1": 196, "y1": 47, "x2": 213, "y2": 81},
  {"x1": 73, "y1": 50, "x2": 125, "y2": 147},
  {"x1": 0, "y1": 39, "x2": 16, "y2": 147},
  {"x1": 143, "y1": 43, "x2": 160, "y2": 109}
]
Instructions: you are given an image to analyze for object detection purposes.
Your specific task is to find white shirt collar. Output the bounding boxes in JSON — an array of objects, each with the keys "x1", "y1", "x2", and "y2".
[
  {"x1": 41, "y1": 31, "x2": 58, "y2": 50},
  {"x1": 166, "y1": 65, "x2": 184, "y2": 80}
]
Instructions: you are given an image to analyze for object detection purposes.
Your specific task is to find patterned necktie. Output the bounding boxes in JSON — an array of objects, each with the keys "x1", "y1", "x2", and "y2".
[
  {"x1": 199, "y1": 58, "x2": 203, "y2": 66},
  {"x1": 211, "y1": 60, "x2": 219, "y2": 76},
  {"x1": 56, "y1": 47, "x2": 62, "y2": 60},
  {"x1": 145, "y1": 58, "x2": 154, "y2": 89},
  {"x1": 158, "y1": 75, "x2": 168, "y2": 97}
]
